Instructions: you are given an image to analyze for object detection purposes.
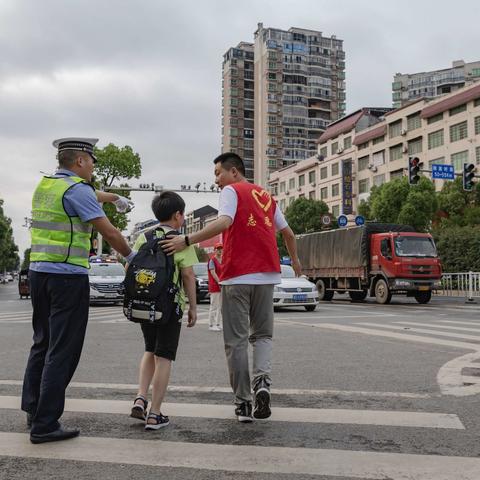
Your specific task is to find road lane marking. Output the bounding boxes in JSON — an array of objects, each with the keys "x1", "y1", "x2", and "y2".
[
  {"x1": 2, "y1": 432, "x2": 480, "y2": 479},
  {"x1": 438, "y1": 351, "x2": 480, "y2": 396},
  {"x1": 0, "y1": 380, "x2": 434, "y2": 398},
  {"x1": 396, "y1": 321, "x2": 480, "y2": 333},
  {"x1": 357, "y1": 322, "x2": 480, "y2": 342},
  {"x1": 0, "y1": 395, "x2": 463, "y2": 428}
]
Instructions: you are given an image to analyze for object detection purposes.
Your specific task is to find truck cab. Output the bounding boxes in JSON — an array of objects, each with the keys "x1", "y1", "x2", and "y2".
[{"x1": 370, "y1": 232, "x2": 442, "y2": 303}]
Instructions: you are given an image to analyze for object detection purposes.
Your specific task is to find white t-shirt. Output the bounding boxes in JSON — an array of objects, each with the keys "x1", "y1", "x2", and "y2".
[{"x1": 218, "y1": 185, "x2": 288, "y2": 285}]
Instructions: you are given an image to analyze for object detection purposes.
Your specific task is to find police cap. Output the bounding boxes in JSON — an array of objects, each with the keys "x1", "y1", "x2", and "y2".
[{"x1": 53, "y1": 137, "x2": 99, "y2": 163}]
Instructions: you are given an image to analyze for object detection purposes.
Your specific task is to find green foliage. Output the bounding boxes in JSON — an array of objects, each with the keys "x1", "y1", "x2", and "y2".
[
  {"x1": 21, "y1": 248, "x2": 31, "y2": 271},
  {"x1": 284, "y1": 197, "x2": 329, "y2": 234},
  {"x1": 370, "y1": 178, "x2": 411, "y2": 223},
  {"x1": 434, "y1": 226, "x2": 480, "y2": 272},
  {"x1": 0, "y1": 199, "x2": 19, "y2": 271}
]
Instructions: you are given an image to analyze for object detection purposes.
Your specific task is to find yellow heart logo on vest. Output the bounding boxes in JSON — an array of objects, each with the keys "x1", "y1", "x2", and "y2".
[{"x1": 251, "y1": 189, "x2": 272, "y2": 212}]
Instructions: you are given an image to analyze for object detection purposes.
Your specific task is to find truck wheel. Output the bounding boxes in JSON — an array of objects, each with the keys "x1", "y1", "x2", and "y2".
[
  {"x1": 374, "y1": 279, "x2": 392, "y2": 304},
  {"x1": 414, "y1": 291, "x2": 432, "y2": 304},
  {"x1": 349, "y1": 290, "x2": 367, "y2": 302},
  {"x1": 316, "y1": 279, "x2": 333, "y2": 301}
]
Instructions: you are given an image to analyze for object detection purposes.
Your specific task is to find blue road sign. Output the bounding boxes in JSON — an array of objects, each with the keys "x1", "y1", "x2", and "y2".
[
  {"x1": 431, "y1": 164, "x2": 455, "y2": 180},
  {"x1": 337, "y1": 215, "x2": 348, "y2": 227},
  {"x1": 355, "y1": 215, "x2": 365, "y2": 226}
]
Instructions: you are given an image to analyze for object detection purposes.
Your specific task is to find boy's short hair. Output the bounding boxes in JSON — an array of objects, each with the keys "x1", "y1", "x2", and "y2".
[
  {"x1": 151, "y1": 191, "x2": 185, "y2": 222},
  {"x1": 213, "y1": 152, "x2": 245, "y2": 177}
]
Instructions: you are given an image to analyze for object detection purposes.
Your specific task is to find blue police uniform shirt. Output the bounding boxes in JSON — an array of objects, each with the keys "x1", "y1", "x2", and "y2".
[{"x1": 30, "y1": 169, "x2": 106, "y2": 275}]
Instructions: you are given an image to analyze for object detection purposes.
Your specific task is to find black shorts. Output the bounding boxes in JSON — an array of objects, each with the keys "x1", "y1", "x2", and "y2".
[{"x1": 140, "y1": 319, "x2": 182, "y2": 361}]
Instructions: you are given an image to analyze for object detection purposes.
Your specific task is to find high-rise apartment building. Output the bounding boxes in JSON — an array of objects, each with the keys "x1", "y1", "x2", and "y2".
[
  {"x1": 221, "y1": 24, "x2": 345, "y2": 187},
  {"x1": 221, "y1": 42, "x2": 255, "y2": 182},
  {"x1": 393, "y1": 59, "x2": 480, "y2": 108}
]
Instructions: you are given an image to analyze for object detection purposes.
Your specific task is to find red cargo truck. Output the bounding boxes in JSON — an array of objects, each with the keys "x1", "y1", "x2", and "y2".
[{"x1": 297, "y1": 224, "x2": 442, "y2": 304}]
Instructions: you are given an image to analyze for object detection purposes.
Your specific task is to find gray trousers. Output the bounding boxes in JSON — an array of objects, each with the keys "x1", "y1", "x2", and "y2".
[{"x1": 221, "y1": 284, "x2": 274, "y2": 404}]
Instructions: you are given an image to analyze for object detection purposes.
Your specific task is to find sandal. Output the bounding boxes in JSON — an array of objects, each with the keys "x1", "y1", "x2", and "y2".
[
  {"x1": 130, "y1": 395, "x2": 148, "y2": 421},
  {"x1": 145, "y1": 412, "x2": 170, "y2": 430}
]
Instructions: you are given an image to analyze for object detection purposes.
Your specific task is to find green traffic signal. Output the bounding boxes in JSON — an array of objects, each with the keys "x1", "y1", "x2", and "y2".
[{"x1": 463, "y1": 163, "x2": 476, "y2": 191}]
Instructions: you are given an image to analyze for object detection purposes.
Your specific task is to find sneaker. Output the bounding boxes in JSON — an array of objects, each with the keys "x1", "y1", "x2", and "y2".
[
  {"x1": 215, "y1": 325, "x2": 222, "y2": 331},
  {"x1": 235, "y1": 402, "x2": 253, "y2": 423},
  {"x1": 253, "y1": 377, "x2": 271, "y2": 419},
  {"x1": 208, "y1": 326, "x2": 216, "y2": 331},
  {"x1": 145, "y1": 412, "x2": 170, "y2": 430}
]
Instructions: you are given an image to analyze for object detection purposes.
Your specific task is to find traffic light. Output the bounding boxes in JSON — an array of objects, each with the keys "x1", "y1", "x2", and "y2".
[
  {"x1": 463, "y1": 163, "x2": 476, "y2": 191},
  {"x1": 408, "y1": 156, "x2": 422, "y2": 185}
]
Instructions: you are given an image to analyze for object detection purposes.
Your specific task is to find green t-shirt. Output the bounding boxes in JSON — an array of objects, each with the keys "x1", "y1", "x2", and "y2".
[{"x1": 133, "y1": 225, "x2": 198, "y2": 310}]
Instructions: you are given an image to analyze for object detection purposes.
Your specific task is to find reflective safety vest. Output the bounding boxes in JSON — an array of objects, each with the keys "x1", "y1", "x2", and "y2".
[{"x1": 30, "y1": 175, "x2": 94, "y2": 268}]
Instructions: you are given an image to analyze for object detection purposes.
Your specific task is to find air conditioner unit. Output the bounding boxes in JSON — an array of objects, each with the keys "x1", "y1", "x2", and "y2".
[
  {"x1": 285, "y1": 191, "x2": 290, "y2": 195},
  {"x1": 310, "y1": 182, "x2": 316, "y2": 187},
  {"x1": 337, "y1": 147, "x2": 344, "y2": 154},
  {"x1": 297, "y1": 187, "x2": 302, "y2": 192},
  {"x1": 401, "y1": 128, "x2": 407, "y2": 136},
  {"x1": 370, "y1": 166, "x2": 378, "y2": 173},
  {"x1": 402, "y1": 145, "x2": 408, "y2": 153}
]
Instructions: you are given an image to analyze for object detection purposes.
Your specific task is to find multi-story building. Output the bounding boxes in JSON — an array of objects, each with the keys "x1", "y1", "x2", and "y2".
[
  {"x1": 221, "y1": 24, "x2": 345, "y2": 187},
  {"x1": 184, "y1": 205, "x2": 221, "y2": 253},
  {"x1": 270, "y1": 82, "x2": 480, "y2": 216},
  {"x1": 393, "y1": 59, "x2": 480, "y2": 108},
  {"x1": 222, "y1": 42, "x2": 255, "y2": 182}
]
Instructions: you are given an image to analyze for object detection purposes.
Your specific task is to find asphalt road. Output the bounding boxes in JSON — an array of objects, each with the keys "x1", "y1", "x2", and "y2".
[{"x1": 1, "y1": 281, "x2": 480, "y2": 479}]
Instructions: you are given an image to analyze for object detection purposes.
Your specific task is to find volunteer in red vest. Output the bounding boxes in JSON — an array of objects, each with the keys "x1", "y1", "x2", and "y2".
[
  {"x1": 208, "y1": 243, "x2": 223, "y2": 331},
  {"x1": 161, "y1": 152, "x2": 301, "y2": 422}
]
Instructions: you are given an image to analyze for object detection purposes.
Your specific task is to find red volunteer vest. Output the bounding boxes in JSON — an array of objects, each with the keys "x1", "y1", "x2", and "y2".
[
  {"x1": 220, "y1": 182, "x2": 280, "y2": 282},
  {"x1": 208, "y1": 255, "x2": 222, "y2": 293}
]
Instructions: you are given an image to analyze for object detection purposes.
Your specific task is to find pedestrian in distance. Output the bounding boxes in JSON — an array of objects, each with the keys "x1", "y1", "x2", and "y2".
[
  {"x1": 161, "y1": 152, "x2": 301, "y2": 423},
  {"x1": 129, "y1": 191, "x2": 198, "y2": 430},
  {"x1": 208, "y1": 242, "x2": 223, "y2": 331},
  {"x1": 22, "y1": 137, "x2": 137, "y2": 444}
]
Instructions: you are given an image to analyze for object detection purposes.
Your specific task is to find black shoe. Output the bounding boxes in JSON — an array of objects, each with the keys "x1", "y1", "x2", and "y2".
[
  {"x1": 30, "y1": 428, "x2": 80, "y2": 444},
  {"x1": 235, "y1": 402, "x2": 253, "y2": 423},
  {"x1": 26, "y1": 413, "x2": 33, "y2": 428},
  {"x1": 253, "y1": 376, "x2": 271, "y2": 419}
]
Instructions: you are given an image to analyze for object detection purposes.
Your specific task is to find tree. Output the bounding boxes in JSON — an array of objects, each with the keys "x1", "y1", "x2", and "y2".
[
  {"x1": 92, "y1": 144, "x2": 142, "y2": 251},
  {"x1": 434, "y1": 226, "x2": 480, "y2": 272},
  {"x1": 0, "y1": 199, "x2": 19, "y2": 271},
  {"x1": 284, "y1": 197, "x2": 329, "y2": 234},
  {"x1": 21, "y1": 248, "x2": 31, "y2": 271}
]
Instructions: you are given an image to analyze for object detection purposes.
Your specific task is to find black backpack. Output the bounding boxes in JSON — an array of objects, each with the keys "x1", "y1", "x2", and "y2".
[{"x1": 123, "y1": 227, "x2": 182, "y2": 325}]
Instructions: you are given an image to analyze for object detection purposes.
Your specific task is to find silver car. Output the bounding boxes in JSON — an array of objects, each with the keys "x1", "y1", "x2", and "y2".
[
  {"x1": 273, "y1": 265, "x2": 319, "y2": 312},
  {"x1": 89, "y1": 262, "x2": 125, "y2": 304}
]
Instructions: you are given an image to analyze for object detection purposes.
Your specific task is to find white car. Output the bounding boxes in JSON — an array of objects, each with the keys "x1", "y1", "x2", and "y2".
[
  {"x1": 273, "y1": 265, "x2": 319, "y2": 312},
  {"x1": 89, "y1": 261, "x2": 125, "y2": 304}
]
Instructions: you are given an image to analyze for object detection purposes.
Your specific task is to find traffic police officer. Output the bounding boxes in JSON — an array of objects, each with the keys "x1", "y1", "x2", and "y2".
[{"x1": 22, "y1": 137, "x2": 137, "y2": 444}]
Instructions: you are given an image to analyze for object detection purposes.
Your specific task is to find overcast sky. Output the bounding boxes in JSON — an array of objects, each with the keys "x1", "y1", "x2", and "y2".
[{"x1": 0, "y1": 0, "x2": 478, "y2": 258}]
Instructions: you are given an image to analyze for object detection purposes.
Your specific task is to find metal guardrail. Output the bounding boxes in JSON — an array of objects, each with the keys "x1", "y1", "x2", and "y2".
[{"x1": 436, "y1": 272, "x2": 480, "y2": 302}]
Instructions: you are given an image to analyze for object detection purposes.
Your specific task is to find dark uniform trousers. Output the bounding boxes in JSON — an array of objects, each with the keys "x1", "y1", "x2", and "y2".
[{"x1": 22, "y1": 271, "x2": 90, "y2": 434}]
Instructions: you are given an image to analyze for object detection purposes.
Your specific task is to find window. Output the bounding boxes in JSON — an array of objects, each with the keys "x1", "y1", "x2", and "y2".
[
  {"x1": 427, "y1": 113, "x2": 443, "y2": 124},
  {"x1": 331, "y1": 205, "x2": 340, "y2": 217},
  {"x1": 309, "y1": 191, "x2": 315, "y2": 200},
  {"x1": 428, "y1": 129, "x2": 444, "y2": 150},
  {"x1": 268, "y1": 159, "x2": 277, "y2": 168},
  {"x1": 358, "y1": 142, "x2": 369, "y2": 150},
  {"x1": 230, "y1": 128, "x2": 238, "y2": 136},
  {"x1": 408, "y1": 137, "x2": 422, "y2": 155},
  {"x1": 451, "y1": 150, "x2": 468, "y2": 171},
  {"x1": 331, "y1": 183, "x2": 339, "y2": 197},
  {"x1": 230, "y1": 98, "x2": 238, "y2": 107},
  {"x1": 475, "y1": 98, "x2": 480, "y2": 107},
  {"x1": 331, "y1": 163, "x2": 339, "y2": 176},
  {"x1": 358, "y1": 156, "x2": 369, "y2": 171},
  {"x1": 230, "y1": 108, "x2": 237, "y2": 116},
  {"x1": 289, "y1": 178, "x2": 295, "y2": 190},
  {"x1": 320, "y1": 146, "x2": 327, "y2": 157},
  {"x1": 472, "y1": 68, "x2": 480, "y2": 77},
  {"x1": 268, "y1": 126, "x2": 277, "y2": 135},
  {"x1": 429, "y1": 157, "x2": 445, "y2": 169},
  {"x1": 389, "y1": 120, "x2": 402, "y2": 138},
  {"x1": 279, "y1": 199, "x2": 286, "y2": 211},
  {"x1": 230, "y1": 137, "x2": 238, "y2": 147},
  {"x1": 358, "y1": 178, "x2": 369, "y2": 194},
  {"x1": 477, "y1": 147, "x2": 480, "y2": 165},
  {"x1": 308, "y1": 170, "x2": 316, "y2": 184},
  {"x1": 475, "y1": 116, "x2": 480, "y2": 135},
  {"x1": 373, "y1": 135, "x2": 385, "y2": 145},
  {"x1": 332, "y1": 142, "x2": 338, "y2": 155},
  {"x1": 320, "y1": 187, "x2": 328, "y2": 200},
  {"x1": 289, "y1": 196, "x2": 295, "y2": 205},
  {"x1": 373, "y1": 174, "x2": 386, "y2": 186},
  {"x1": 299, "y1": 174, "x2": 305, "y2": 187},
  {"x1": 280, "y1": 181, "x2": 285, "y2": 193},
  {"x1": 390, "y1": 169, "x2": 404, "y2": 180},
  {"x1": 320, "y1": 166, "x2": 328, "y2": 179},
  {"x1": 372, "y1": 150, "x2": 385, "y2": 166},
  {"x1": 390, "y1": 144, "x2": 403, "y2": 161},
  {"x1": 449, "y1": 104, "x2": 467, "y2": 116},
  {"x1": 450, "y1": 121, "x2": 468, "y2": 142},
  {"x1": 344, "y1": 136, "x2": 352, "y2": 149},
  {"x1": 407, "y1": 113, "x2": 421, "y2": 131}
]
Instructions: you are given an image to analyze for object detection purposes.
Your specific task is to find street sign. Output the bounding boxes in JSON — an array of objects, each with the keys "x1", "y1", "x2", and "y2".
[
  {"x1": 355, "y1": 215, "x2": 365, "y2": 226},
  {"x1": 321, "y1": 214, "x2": 331, "y2": 225},
  {"x1": 431, "y1": 164, "x2": 455, "y2": 180},
  {"x1": 337, "y1": 215, "x2": 348, "y2": 227}
]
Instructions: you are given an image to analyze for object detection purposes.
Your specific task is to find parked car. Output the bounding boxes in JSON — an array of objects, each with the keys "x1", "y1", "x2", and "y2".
[
  {"x1": 89, "y1": 261, "x2": 125, "y2": 304},
  {"x1": 193, "y1": 263, "x2": 210, "y2": 303},
  {"x1": 273, "y1": 265, "x2": 319, "y2": 311}
]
